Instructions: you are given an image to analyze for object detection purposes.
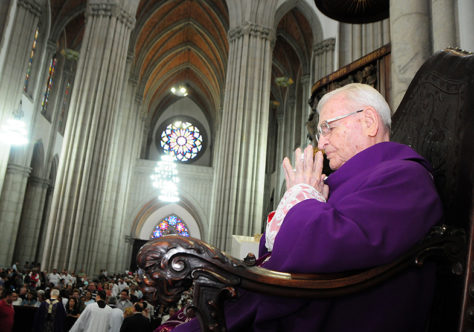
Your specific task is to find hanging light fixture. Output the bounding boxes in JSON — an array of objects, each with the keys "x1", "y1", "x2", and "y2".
[
  {"x1": 150, "y1": 153, "x2": 180, "y2": 202},
  {"x1": 170, "y1": 85, "x2": 188, "y2": 97},
  {"x1": 0, "y1": 101, "x2": 29, "y2": 146}
]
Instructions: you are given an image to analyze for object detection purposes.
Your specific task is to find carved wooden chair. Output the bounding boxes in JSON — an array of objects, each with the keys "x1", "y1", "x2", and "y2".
[{"x1": 137, "y1": 49, "x2": 473, "y2": 332}]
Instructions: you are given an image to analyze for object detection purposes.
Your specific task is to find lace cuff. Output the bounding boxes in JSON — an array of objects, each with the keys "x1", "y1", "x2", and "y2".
[{"x1": 265, "y1": 183, "x2": 326, "y2": 252}]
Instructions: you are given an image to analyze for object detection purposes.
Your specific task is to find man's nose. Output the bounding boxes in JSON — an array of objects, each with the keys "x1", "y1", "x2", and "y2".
[{"x1": 317, "y1": 135, "x2": 327, "y2": 150}]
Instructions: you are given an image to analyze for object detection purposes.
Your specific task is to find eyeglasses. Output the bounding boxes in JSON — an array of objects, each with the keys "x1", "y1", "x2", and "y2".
[{"x1": 316, "y1": 109, "x2": 363, "y2": 142}]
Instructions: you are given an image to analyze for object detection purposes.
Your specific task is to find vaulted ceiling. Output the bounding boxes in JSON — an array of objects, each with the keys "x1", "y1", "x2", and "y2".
[{"x1": 47, "y1": 0, "x2": 315, "y2": 150}]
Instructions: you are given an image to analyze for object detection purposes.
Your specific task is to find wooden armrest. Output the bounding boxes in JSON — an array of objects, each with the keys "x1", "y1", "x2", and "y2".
[{"x1": 137, "y1": 225, "x2": 465, "y2": 332}]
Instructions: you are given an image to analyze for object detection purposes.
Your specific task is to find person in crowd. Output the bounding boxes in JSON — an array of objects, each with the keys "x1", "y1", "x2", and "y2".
[
  {"x1": 22, "y1": 290, "x2": 38, "y2": 306},
  {"x1": 120, "y1": 302, "x2": 152, "y2": 332},
  {"x1": 83, "y1": 291, "x2": 94, "y2": 306},
  {"x1": 65, "y1": 297, "x2": 81, "y2": 331},
  {"x1": 117, "y1": 279, "x2": 128, "y2": 292},
  {"x1": 11, "y1": 291, "x2": 22, "y2": 306},
  {"x1": 116, "y1": 290, "x2": 133, "y2": 312},
  {"x1": 108, "y1": 296, "x2": 125, "y2": 332},
  {"x1": 72, "y1": 288, "x2": 86, "y2": 313},
  {"x1": 33, "y1": 288, "x2": 66, "y2": 332},
  {"x1": 0, "y1": 289, "x2": 14, "y2": 332},
  {"x1": 172, "y1": 83, "x2": 443, "y2": 331},
  {"x1": 47, "y1": 269, "x2": 61, "y2": 287},
  {"x1": 69, "y1": 290, "x2": 112, "y2": 332}
]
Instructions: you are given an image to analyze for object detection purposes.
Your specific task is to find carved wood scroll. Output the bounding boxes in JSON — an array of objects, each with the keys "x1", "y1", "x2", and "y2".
[{"x1": 137, "y1": 227, "x2": 464, "y2": 332}]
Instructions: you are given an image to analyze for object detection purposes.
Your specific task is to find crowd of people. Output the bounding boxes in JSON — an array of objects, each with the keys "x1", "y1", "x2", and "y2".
[{"x1": 0, "y1": 263, "x2": 192, "y2": 332}]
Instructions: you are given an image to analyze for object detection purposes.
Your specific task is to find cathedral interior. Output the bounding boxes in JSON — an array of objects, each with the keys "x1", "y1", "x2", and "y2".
[{"x1": 0, "y1": 0, "x2": 472, "y2": 276}]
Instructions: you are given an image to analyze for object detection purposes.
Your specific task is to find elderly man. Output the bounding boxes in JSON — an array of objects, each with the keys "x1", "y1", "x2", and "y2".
[{"x1": 175, "y1": 83, "x2": 442, "y2": 332}]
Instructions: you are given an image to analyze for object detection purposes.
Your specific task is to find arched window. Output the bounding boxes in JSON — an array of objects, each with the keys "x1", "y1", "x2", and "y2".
[
  {"x1": 150, "y1": 215, "x2": 190, "y2": 239},
  {"x1": 160, "y1": 120, "x2": 203, "y2": 162},
  {"x1": 24, "y1": 26, "x2": 40, "y2": 92},
  {"x1": 41, "y1": 55, "x2": 57, "y2": 115}
]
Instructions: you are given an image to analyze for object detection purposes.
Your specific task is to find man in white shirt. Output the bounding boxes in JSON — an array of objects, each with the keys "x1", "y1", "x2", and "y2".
[
  {"x1": 69, "y1": 290, "x2": 112, "y2": 332},
  {"x1": 47, "y1": 269, "x2": 61, "y2": 287}
]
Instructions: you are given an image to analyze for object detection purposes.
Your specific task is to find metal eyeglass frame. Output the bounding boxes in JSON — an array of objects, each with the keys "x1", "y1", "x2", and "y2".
[{"x1": 316, "y1": 109, "x2": 363, "y2": 142}]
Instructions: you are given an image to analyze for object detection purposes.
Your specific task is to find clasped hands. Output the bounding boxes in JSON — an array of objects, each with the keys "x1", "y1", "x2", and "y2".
[{"x1": 282, "y1": 145, "x2": 329, "y2": 200}]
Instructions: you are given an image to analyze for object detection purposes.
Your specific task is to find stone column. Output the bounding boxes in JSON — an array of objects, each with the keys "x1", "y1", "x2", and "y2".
[
  {"x1": 458, "y1": 0, "x2": 474, "y2": 51},
  {"x1": 274, "y1": 107, "x2": 285, "y2": 209},
  {"x1": 431, "y1": 0, "x2": 457, "y2": 51},
  {"x1": 352, "y1": 24, "x2": 362, "y2": 60},
  {"x1": 41, "y1": 0, "x2": 138, "y2": 273},
  {"x1": 0, "y1": 163, "x2": 31, "y2": 265},
  {"x1": 312, "y1": 38, "x2": 335, "y2": 82},
  {"x1": 92, "y1": 51, "x2": 143, "y2": 273},
  {"x1": 13, "y1": 176, "x2": 49, "y2": 264},
  {"x1": 284, "y1": 97, "x2": 296, "y2": 159},
  {"x1": 300, "y1": 74, "x2": 312, "y2": 147},
  {"x1": 338, "y1": 23, "x2": 353, "y2": 67},
  {"x1": 0, "y1": 0, "x2": 41, "y2": 195},
  {"x1": 390, "y1": 0, "x2": 431, "y2": 111},
  {"x1": 324, "y1": 39, "x2": 335, "y2": 75},
  {"x1": 312, "y1": 43, "x2": 324, "y2": 81},
  {"x1": 209, "y1": 0, "x2": 278, "y2": 250}
]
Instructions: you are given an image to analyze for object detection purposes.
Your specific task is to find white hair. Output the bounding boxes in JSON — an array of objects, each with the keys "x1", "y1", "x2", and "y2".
[
  {"x1": 51, "y1": 289, "x2": 60, "y2": 297},
  {"x1": 316, "y1": 83, "x2": 391, "y2": 129}
]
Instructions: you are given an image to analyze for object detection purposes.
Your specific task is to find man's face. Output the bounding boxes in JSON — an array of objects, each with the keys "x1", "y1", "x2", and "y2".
[
  {"x1": 4, "y1": 294, "x2": 13, "y2": 304},
  {"x1": 11, "y1": 292, "x2": 18, "y2": 302},
  {"x1": 120, "y1": 291, "x2": 128, "y2": 300},
  {"x1": 317, "y1": 96, "x2": 365, "y2": 170},
  {"x1": 73, "y1": 291, "x2": 80, "y2": 299}
]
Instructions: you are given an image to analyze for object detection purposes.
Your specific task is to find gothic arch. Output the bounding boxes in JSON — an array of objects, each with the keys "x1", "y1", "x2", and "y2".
[{"x1": 131, "y1": 197, "x2": 204, "y2": 241}]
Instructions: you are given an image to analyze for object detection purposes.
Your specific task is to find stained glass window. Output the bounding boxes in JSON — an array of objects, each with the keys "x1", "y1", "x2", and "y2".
[
  {"x1": 41, "y1": 56, "x2": 57, "y2": 113},
  {"x1": 161, "y1": 121, "x2": 203, "y2": 162},
  {"x1": 24, "y1": 26, "x2": 40, "y2": 92},
  {"x1": 150, "y1": 215, "x2": 190, "y2": 239}
]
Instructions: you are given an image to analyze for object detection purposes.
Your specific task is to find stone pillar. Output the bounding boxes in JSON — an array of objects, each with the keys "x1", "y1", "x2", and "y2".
[
  {"x1": 300, "y1": 74, "x2": 311, "y2": 147},
  {"x1": 382, "y1": 18, "x2": 390, "y2": 45},
  {"x1": 458, "y1": 0, "x2": 474, "y2": 51},
  {"x1": 284, "y1": 97, "x2": 296, "y2": 159},
  {"x1": 431, "y1": 0, "x2": 457, "y2": 51},
  {"x1": 41, "y1": 0, "x2": 138, "y2": 273},
  {"x1": 13, "y1": 176, "x2": 49, "y2": 264},
  {"x1": 0, "y1": 0, "x2": 41, "y2": 195},
  {"x1": 274, "y1": 107, "x2": 285, "y2": 208},
  {"x1": 352, "y1": 24, "x2": 362, "y2": 60},
  {"x1": 0, "y1": 163, "x2": 31, "y2": 265},
  {"x1": 390, "y1": 0, "x2": 431, "y2": 111},
  {"x1": 338, "y1": 23, "x2": 353, "y2": 67},
  {"x1": 312, "y1": 38, "x2": 335, "y2": 82},
  {"x1": 209, "y1": 0, "x2": 278, "y2": 250},
  {"x1": 324, "y1": 39, "x2": 335, "y2": 75},
  {"x1": 93, "y1": 51, "x2": 143, "y2": 274}
]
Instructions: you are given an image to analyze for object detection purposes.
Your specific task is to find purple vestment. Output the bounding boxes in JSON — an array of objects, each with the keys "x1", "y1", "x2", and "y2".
[{"x1": 176, "y1": 142, "x2": 443, "y2": 332}]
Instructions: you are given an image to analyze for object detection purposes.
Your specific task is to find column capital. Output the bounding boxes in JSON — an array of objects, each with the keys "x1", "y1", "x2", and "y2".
[
  {"x1": 228, "y1": 22, "x2": 275, "y2": 43},
  {"x1": 86, "y1": 2, "x2": 136, "y2": 29},
  {"x1": 47, "y1": 40, "x2": 57, "y2": 54},
  {"x1": 300, "y1": 74, "x2": 311, "y2": 84},
  {"x1": 29, "y1": 176, "x2": 50, "y2": 188},
  {"x1": 61, "y1": 48, "x2": 80, "y2": 61},
  {"x1": 135, "y1": 92, "x2": 143, "y2": 105},
  {"x1": 6, "y1": 163, "x2": 31, "y2": 176},
  {"x1": 18, "y1": 0, "x2": 42, "y2": 18},
  {"x1": 129, "y1": 71, "x2": 139, "y2": 86}
]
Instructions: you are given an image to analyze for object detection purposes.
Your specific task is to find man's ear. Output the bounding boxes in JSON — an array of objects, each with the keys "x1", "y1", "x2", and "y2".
[{"x1": 363, "y1": 107, "x2": 379, "y2": 137}]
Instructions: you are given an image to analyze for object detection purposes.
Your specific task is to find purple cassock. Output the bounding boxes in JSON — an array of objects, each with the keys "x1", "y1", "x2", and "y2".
[{"x1": 175, "y1": 142, "x2": 443, "y2": 332}]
